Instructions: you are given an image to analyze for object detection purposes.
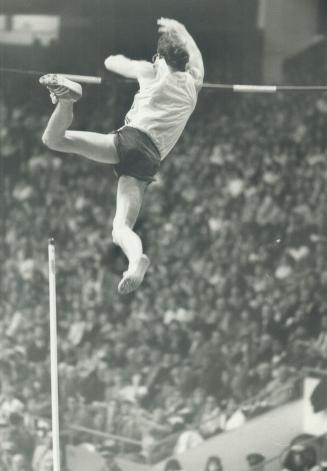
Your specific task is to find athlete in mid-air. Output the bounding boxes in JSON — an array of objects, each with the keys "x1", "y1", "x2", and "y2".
[{"x1": 40, "y1": 18, "x2": 204, "y2": 294}]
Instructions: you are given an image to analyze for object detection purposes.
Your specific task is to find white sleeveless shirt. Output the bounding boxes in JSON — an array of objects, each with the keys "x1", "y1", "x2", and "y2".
[{"x1": 124, "y1": 60, "x2": 198, "y2": 160}]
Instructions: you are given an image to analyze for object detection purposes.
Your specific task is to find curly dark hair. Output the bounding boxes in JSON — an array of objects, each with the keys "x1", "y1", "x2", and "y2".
[{"x1": 157, "y1": 31, "x2": 189, "y2": 72}]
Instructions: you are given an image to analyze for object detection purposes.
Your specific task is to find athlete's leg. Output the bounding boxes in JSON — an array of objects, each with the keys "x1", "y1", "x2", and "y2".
[
  {"x1": 112, "y1": 175, "x2": 150, "y2": 294},
  {"x1": 40, "y1": 75, "x2": 118, "y2": 164},
  {"x1": 42, "y1": 101, "x2": 119, "y2": 164},
  {"x1": 113, "y1": 175, "x2": 147, "y2": 265}
]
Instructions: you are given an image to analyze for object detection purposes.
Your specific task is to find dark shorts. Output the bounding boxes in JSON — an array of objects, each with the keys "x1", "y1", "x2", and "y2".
[{"x1": 113, "y1": 126, "x2": 161, "y2": 183}]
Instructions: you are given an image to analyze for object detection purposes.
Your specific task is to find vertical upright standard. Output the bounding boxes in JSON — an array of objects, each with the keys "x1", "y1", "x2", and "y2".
[{"x1": 48, "y1": 238, "x2": 61, "y2": 471}]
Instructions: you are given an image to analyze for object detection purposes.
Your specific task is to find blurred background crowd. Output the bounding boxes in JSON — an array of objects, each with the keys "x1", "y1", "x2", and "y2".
[
  {"x1": 1, "y1": 59, "x2": 327, "y2": 469},
  {"x1": 2, "y1": 0, "x2": 327, "y2": 470}
]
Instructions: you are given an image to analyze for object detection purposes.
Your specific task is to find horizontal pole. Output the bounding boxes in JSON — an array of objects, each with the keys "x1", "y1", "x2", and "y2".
[
  {"x1": 204, "y1": 82, "x2": 327, "y2": 92},
  {"x1": 58, "y1": 76, "x2": 327, "y2": 92},
  {"x1": 276, "y1": 84, "x2": 327, "y2": 91},
  {"x1": 61, "y1": 74, "x2": 102, "y2": 85},
  {"x1": 2, "y1": 67, "x2": 327, "y2": 92}
]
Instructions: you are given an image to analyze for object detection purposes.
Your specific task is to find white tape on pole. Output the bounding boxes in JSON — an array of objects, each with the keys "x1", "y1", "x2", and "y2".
[{"x1": 233, "y1": 84, "x2": 277, "y2": 93}]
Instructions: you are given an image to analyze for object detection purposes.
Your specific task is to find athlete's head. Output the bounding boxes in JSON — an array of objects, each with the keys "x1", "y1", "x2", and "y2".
[{"x1": 156, "y1": 31, "x2": 189, "y2": 72}]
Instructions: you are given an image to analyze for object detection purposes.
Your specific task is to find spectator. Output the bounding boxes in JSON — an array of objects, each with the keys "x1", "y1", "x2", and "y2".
[
  {"x1": 0, "y1": 385, "x2": 24, "y2": 421},
  {"x1": 282, "y1": 445, "x2": 315, "y2": 471},
  {"x1": 26, "y1": 326, "x2": 48, "y2": 363},
  {"x1": 31, "y1": 424, "x2": 53, "y2": 471},
  {"x1": 0, "y1": 442, "x2": 17, "y2": 471},
  {"x1": 246, "y1": 453, "x2": 266, "y2": 471},
  {"x1": 98, "y1": 443, "x2": 122, "y2": 471},
  {"x1": 164, "y1": 458, "x2": 183, "y2": 471},
  {"x1": 174, "y1": 430, "x2": 203, "y2": 455},
  {"x1": 197, "y1": 396, "x2": 222, "y2": 438},
  {"x1": 7, "y1": 413, "x2": 35, "y2": 462},
  {"x1": 311, "y1": 462, "x2": 327, "y2": 471},
  {"x1": 11, "y1": 453, "x2": 30, "y2": 471},
  {"x1": 205, "y1": 456, "x2": 223, "y2": 471}
]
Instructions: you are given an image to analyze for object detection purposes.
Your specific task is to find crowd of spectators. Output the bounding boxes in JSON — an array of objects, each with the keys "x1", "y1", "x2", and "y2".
[{"x1": 1, "y1": 53, "x2": 327, "y2": 468}]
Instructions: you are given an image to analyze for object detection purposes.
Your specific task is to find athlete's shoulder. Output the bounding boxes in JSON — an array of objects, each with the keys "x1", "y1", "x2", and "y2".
[
  {"x1": 185, "y1": 65, "x2": 204, "y2": 93},
  {"x1": 177, "y1": 71, "x2": 199, "y2": 102},
  {"x1": 137, "y1": 61, "x2": 156, "y2": 83}
]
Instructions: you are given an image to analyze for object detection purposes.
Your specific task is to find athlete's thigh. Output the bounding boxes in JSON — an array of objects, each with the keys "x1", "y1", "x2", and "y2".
[
  {"x1": 63, "y1": 131, "x2": 119, "y2": 164},
  {"x1": 114, "y1": 176, "x2": 147, "y2": 228}
]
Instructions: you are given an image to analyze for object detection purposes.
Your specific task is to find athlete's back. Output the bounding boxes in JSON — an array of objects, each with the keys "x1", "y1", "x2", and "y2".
[
  {"x1": 106, "y1": 18, "x2": 204, "y2": 161},
  {"x1": 125, "y1": 59, "x2": 198, "y2": 159}
]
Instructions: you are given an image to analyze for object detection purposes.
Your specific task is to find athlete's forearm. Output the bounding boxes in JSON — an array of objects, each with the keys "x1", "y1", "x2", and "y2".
[
  {"x1": 104, "y1": 54, "x2": 154, "y2": 80},
  {"x1": 180, "y1": 27, "x2": 204, "y2": 76},
  {"x1": 178, "y1": 26, "x2": 201, "y2": 59},
  {"x1": 104, "y1": 54, "x2": 136, "y2": 79}
]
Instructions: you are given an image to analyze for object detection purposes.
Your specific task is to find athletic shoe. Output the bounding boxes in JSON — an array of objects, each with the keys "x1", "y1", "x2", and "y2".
[
  {"x1": 39, "y1": 74, "x2": 82, "y2": 103},
  {"x1": 118, "y1": 255, "x2": 150, "y2": 295}
]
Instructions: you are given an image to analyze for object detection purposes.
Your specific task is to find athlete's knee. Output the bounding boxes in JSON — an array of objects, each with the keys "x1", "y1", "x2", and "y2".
[
  {"x1": 42, "y1": 131, "x2": 61, "y2": 150},
  {"x1": 41, "y1": 131, "x2": 51, "y2": 148}
]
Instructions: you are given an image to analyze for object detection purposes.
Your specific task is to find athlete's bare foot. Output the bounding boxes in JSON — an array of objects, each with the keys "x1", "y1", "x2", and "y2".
[
  {"x1": 39, "y1": 74, "x2": 82, "y2": 104},
  {"x1": 118, "y1": 254, "x2": 150, "y2": 295}
]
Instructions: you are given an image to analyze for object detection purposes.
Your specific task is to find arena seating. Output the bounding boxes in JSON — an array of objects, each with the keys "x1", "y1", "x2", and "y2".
[{"x1": 1, "y1": 66, "x2": 327, "y2": 468}]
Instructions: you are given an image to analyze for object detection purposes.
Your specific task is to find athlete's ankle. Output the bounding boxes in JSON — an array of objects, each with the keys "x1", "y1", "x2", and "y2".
[
  {"x1": 128, "y1": 254, "x2": 148, "y2": 272},
  {"x1": 128, "y1": 256, "x2": 143, "y2": 271}
]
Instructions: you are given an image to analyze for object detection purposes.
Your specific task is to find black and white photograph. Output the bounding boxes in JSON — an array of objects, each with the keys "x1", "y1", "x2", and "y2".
[{"x1": 1, "y1": 1, "x2": 327, "y2": 471}]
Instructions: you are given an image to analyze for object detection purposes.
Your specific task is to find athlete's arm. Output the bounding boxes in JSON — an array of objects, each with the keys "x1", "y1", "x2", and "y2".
[
  {"x1": 157, "y1": 18, "x2": 204, "y2": 90},
  {"x1": 104, "y1": 54, "x2": 155, "y2": 80}
]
